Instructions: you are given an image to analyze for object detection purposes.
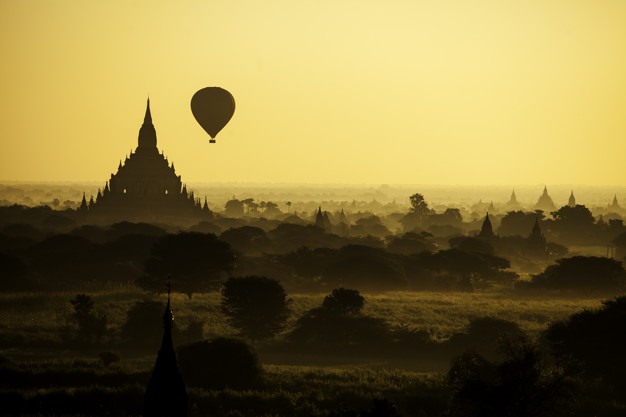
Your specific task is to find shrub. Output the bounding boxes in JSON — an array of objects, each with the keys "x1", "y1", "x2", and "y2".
[
  {"x1": 177, "y1": 338, "x2": 262, "y2": 390},
  {"x1": 221, "y1": 276, "x2": 290, "y2": 341},
  {"x1": 521, "y1": 256, "x2": 626, "y2": 292}
]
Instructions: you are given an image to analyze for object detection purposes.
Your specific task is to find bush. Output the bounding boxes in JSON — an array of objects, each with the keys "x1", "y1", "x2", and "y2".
[
  {"x1": 139, "y1": 232, "x2": 236, "y2": 298},
  {"x1": 177, "y1": 338, "x2": 262, "y2": 390},
  {"x1": 289, "y1": 288, "x2": 391, "y2": 350},
  {"x1": 98, "y1": 351, "x2": 120, "y2": 367},
  {"x1": 446, "y1": 317, "x2": 525, "y2": 360},
  {"x1": 69, "y1": 294, "x2": 107, "y2": 345},
  {"x1": 544, "y1": 296, "x2": 626, "y2": 391},
  {"x1": 447, "y1": 337, "x2": 579, "y2": 417},
  {"x1": 520, "y1": 256, "x2": 626, "y2": 292},
  {"x1": 121, "y1": 300, "x2": 165, "y2": 348},
  {"x1": 221, "y1": 276, "x2": 290, "y2": 341}
]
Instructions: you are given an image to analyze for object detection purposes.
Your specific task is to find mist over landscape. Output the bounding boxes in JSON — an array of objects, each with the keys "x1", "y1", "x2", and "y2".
[{"x1": 2, "y1": 1, "x2": 626, "y2": 416}]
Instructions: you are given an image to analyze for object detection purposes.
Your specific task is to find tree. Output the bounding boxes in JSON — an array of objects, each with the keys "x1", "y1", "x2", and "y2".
[
  {"x1": 499, "y1": 211, "x2": 543, "y2": 237},
  {"x1": 177, "y1": 338, "x2": 262, "y2": 390},
  {"x1": 264, "y1": 201, "x2": 280, "y2": 217},
  {"x1": 224, "y1": 199, "x2": 244, "y2": 217},
  {"x1": 121, "y1": 300, "x2": 166, "y2": 348},
  {"x1": 521, "y1": 256, "x2": 626, "y2": 292},
  {"x1": 408, "y1": 193, "x2": 430, "y2": 217},
  {"x1": 321, "y1": 288, "x2": 364, "y2": 315},
  {"x1": 69, "y1": 294, "x2": 107, "y2": 344},
  {"x1": 447, "y1": 337, "x2": 579, "y2": 417},
  {"x1": 401, "y1": 193, "x2": 432, "y2": 232},
  {"x1": 551, "y1": 205, "x2": 595, "y2": 226},
  {"x1": 221, "y1": 276, "x2": 291, "y2": 340},
  {"x1": 286, "y1": 201, "x2": 292, "y2": 213},
  {"x1": 219, "y1": 226, "x2": 270, "y2": 254},
  {"x1": 241, "y1": 198, "x2": 254, "y2": 214},
  {"x1": 139, "y1": 232, "x2": 236, "y2": 298},
  {"x1": 321, "y1": 245, "x2": 407, "y2": 292},
  {"x1": 289, "y1": 288, "x2": 390, "y2": 348},
  {"x1": 544, "y1": 296, "x2": 626, "y2": 391}
]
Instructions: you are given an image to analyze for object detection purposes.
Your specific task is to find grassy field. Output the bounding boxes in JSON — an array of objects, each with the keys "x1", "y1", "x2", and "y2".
[
  {"x1": 0, "y1": 287, "x2": 622, "y2": 416},
  {"x1": 0, "y1": 286, "x2": 606, "y2": 348}
]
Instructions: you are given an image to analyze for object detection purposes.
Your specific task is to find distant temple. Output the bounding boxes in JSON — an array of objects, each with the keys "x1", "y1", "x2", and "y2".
[
  {"x1": 609, "y1": 195, "x2": 621, "y2": 211},
  {"x1": 80, "y1": 99, "x2": 211, "y2": 223},
  {"x1": 526, "y1": 217, "x2": 548, "y2": 257},
  {"x1": 534, "y1": 186, "x2": 556, "y2": 213},
  {"x1": 568, "y1": 190, "x2": 576, "y2": 207},
  {"x1": 315, "y1": 206, "x2": 332, "y2": 232},
  {"x1": 505, "y1": 189, "x2": 522, "y2": 211},
  {"x1": 478, "y1": 213, "x2": 495, "y2": 239},
  {"x1": 144, "y1": 286, "x2": 188, "y2": 417}
]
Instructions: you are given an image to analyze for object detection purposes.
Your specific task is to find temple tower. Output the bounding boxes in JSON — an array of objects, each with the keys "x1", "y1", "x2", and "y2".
[
  {"x1": 144, "y1": 285, "x2": 188, "y2": 417},
  {"x1": 478, "y1": 213, "x2": 495, "y2": 239}
]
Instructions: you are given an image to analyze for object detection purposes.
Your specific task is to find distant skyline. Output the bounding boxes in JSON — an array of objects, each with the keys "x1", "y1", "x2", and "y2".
[{"x1": 1, "y1": 1, "x2": 625, "y2": 185}]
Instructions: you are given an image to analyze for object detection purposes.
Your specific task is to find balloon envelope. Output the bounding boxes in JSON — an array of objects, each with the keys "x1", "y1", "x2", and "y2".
[{"x1": 191, "y1": 87, "x2": 235, "y2": 141}]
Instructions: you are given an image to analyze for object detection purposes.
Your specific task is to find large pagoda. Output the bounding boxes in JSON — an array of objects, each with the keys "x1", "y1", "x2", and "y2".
[{"x1": 80, "y1": 99, "x2": 211, "y2": 223}]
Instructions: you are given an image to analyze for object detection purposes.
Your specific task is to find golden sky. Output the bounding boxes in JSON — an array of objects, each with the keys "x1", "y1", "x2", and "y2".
[{"x1": 1, "y1": 0, "x2": 625, "y2": 185}]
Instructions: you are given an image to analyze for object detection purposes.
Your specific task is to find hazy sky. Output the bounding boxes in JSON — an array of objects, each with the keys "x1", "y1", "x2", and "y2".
[{"x1": 1, "y1": 1, "x2": 625, "y2": 185}]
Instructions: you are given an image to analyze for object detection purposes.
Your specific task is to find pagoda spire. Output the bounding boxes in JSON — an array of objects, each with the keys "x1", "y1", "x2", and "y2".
[
  {"x1": 144, "y1": 98, "x2": 153, "y2": 124},
  {"x1": 138, "y1": 98, "x2": 157, "y2": 150},
  {"x1": 143, "y1": 279, "x2": 187, "y2": 417},
  {"x1": 478, "y1": 212, "x2": 495, "y2": 238}
]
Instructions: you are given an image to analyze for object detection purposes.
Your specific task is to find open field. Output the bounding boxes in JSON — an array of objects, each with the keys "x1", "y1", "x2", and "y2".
[{"x1": 0, "y1": 286, "x2": 608, "y2": 358}]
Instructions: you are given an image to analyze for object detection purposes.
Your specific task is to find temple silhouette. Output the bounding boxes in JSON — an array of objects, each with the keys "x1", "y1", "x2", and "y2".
[
  {"x1": 534, "y1": 186, "x2": 556, "y2": 213},
  {"x1": 80, "y1": 99, "x2": 211, "y2": 224},
  {"x1": 144, "y1": 285, "x2": 188, "y2": 417}
]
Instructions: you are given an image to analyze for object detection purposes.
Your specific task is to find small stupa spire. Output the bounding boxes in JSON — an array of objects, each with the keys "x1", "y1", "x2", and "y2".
[
  {"x1": 478, "y1": 212, "x2": 495, "y2": 238},
  {"x1": 143, "y1": 278, "x2": 187, "y2": 417},
  {"x1": 144, "y1": 97, "x2": 153, "y2": 124}
]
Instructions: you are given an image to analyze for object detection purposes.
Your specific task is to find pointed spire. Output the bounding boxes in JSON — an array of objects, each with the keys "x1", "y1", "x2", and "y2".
[
  {"x1": 144, "y1": 97, "x2": 153, "y2": 124},
  {"x1": 118, "y1": 160, "x2": 123, "y2": 170},
  {"x1": 568, "y1": 190, "x2": 576, "y2": 207},
  {"x1": 531, "y1": 217, "x2": 542, "y2": 238},
  {"x1": 203, "y1": 197, "x2": 209, "y2": 210},
  {"x1": 79, "y1": 192, "x2": 88, "y2": 211},
  {"x1": 144, "y1": 278, "x2": 187, "y2": 417},
  {"x1": 478, "y1": 212, "x2": 495, "y2": 238},
  {"x1": 138, "y1": 98, "x2": 157, "y2": 149}
]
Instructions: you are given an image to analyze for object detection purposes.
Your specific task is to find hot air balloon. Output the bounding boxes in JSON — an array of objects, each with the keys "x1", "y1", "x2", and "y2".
[{"x1": 190, "y1": 87, "x2": 235, "y2": 143}]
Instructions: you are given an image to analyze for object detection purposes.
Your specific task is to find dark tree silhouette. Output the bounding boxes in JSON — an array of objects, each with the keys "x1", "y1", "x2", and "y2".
[
  {"x1": 387, "y1": 231, "x2": 437, "y2": 255},
  {"x1": 121, "y1": 300, "x2": 167, "y2": 348},
  {"x1": 0, "y1": 252, "x2": 34, "y2": 291},
  {"x1": 499, "y1": 210, "x2": 544, "y2": 237},
  {"x1": 521, "y1": 256, "x2": 626, "y2": 292},
  {"x1": 321, "y1": 245, "x2": 407, "y2": 291},
  {"x1": 447, "y1": 337, "x2": 579, "y2": 417},
  {"x1": 221, "y1": 276, "x2": 291, "y2": 340},
  {"x1": 551, "y1": 205, "x2": 595, "y2": 226},
  {"x1": 447, "y1": 317, "x2": 525, "y2": 360},
  {"x1": 177, "y1": 338, "x2": 262, "y2": 390},
  {"x1": 138, "y1": 232, "x2": 235, "y2": 298},
  {"x1": 69, "y1": 294, "x2": 107, "y2": 344},
  {"x1": 321, "y1": 288, "x2": 364, "y2": 315},
  {"x1": 220, "y1": 226, "x2": 270, "y2": 254},
  {"x1": 401, "y1": 193, "x2": 432, "y2": 232},
  {"x1": 408, "y1": 193, "x2": 430, "y2": 217},
  {"x1": 544, "y1": 296, "x2": 626, "y2": 391},
  {"x1": 289, "y1": 288, "x2": 390, "y2": 348},
  {"x1": 448, "y1": 236, "x2": 495, "y2": 255},
  {"x1": 224, "y1": 199, "x2": 244, "y2": 217}
]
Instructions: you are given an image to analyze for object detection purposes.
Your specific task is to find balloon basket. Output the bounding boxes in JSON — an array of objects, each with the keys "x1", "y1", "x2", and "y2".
[{"x1": 209, "y1": 139, "x2": 216, "y2": 143}]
